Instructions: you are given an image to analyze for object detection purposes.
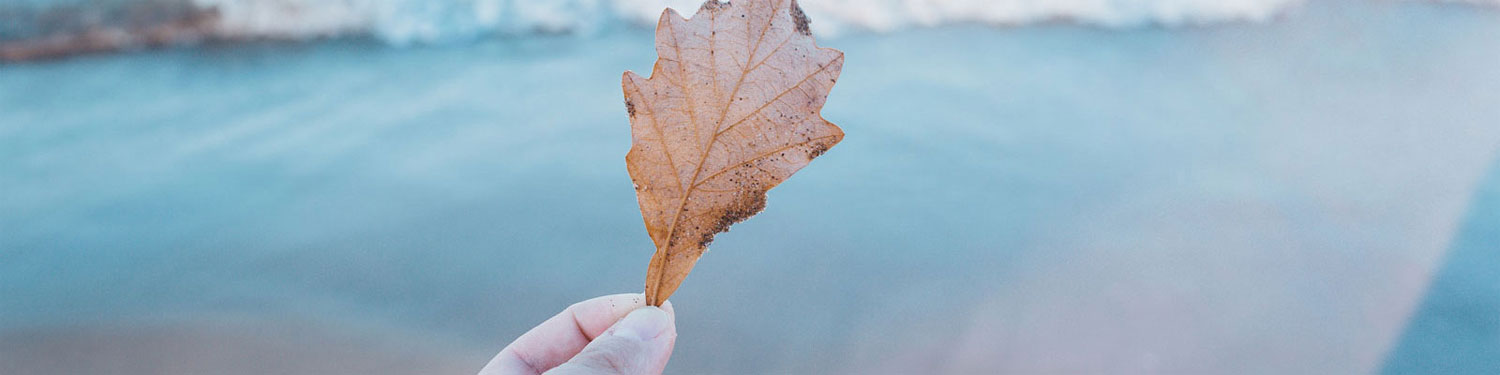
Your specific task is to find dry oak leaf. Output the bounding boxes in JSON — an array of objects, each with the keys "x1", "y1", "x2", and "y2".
[{"x1": 623, "y1": 0, "x2": 844, "y2": 306}]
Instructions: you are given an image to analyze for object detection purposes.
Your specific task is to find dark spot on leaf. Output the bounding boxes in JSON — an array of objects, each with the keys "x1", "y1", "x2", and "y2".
[
  {"x1": 790, "y1": 0, "x2": 812, "y2": 36},
  {"x1": 702, "y1": 0, "x2": 729, "y2": 12},
  {"x1": 625, "y1": 99, "x2": 636, "y2": 118},
  {"x1": 809, "y1": 142, "x2": 830, "y2": 157},
  {"x1": 698, "y1": 189, "x2": 768, "y2": 248}
]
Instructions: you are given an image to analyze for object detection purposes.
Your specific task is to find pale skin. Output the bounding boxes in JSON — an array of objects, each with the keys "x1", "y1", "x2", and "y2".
[{"x1": 478, "y1": 294, "x2": 677, "y2": 375}]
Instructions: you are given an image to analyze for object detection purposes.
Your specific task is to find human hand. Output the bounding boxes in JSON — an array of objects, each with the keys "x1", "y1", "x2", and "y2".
[{"x1": 478, "y1": 294, "x2": 677, "y2": 375}]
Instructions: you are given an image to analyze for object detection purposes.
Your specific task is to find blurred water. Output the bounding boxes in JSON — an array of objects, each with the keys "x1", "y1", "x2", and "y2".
[
  {"x1": 1383, "y1": 161, "x2": 1500, "y2": 374},
  {"x1": 2, "y1": 1, "x2": 1499, "y2": 374}
]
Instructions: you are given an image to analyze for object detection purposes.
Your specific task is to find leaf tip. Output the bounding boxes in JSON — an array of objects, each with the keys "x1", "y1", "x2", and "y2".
[{"x1": 658, "y1": 7, "x2": 685, "y2": 26}]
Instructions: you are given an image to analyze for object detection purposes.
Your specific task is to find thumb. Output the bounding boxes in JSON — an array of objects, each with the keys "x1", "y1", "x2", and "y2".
[{"x1": 545, "y1": 304, "x2": 676, "y2": 375}]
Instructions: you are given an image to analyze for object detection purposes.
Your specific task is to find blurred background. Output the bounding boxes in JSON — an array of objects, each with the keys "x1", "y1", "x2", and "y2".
[{"x1": 2, "y1": 0, "x2": 1498, "y2": 374}]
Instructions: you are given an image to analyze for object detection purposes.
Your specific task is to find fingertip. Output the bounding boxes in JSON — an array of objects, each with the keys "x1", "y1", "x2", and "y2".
[
  {"x1": 608, "y1": 306, "x2": 673, "y2": 341},
  {"x1": 570, "y1": 293, "x2": 650, "y2": 340},
  {"x1": 659, "y1": 299, "x2": 676, "y2": 320}
]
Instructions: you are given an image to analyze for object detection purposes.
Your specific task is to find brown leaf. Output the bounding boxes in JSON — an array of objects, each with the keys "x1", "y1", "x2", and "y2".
[{"x1": 622, "y1": 0, "x2": 844, "y2": 306}]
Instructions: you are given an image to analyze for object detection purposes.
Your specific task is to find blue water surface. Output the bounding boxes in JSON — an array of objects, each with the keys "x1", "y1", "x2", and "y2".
[{"x1": 2, "y1": 1, "x2": 1499, "y2": 374}]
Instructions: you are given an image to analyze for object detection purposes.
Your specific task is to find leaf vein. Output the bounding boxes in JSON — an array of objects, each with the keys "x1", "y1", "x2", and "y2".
[
  {"x1": 691, "y1": 133, "x2": 838, "y2": 189},
  {"x1": 714, "y1": 54, "x2": 840, "y2": 139}
]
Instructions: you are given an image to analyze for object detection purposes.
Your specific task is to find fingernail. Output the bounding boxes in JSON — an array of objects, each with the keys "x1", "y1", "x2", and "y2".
[{"x1": 610, "y1": 306, "x2": 671, "y2": 341}]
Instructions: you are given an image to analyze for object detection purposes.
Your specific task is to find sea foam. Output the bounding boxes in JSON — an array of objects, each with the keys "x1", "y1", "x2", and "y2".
[
  {"x1": 5, "y1": 0, "x2": 1311, "y2": 45},
  {"x1": 2, "y1": 0, "x2": 1496, "y2": 60},
  {"x1": 202, "y1": 0, "x2": 1309, "y2": 42}
]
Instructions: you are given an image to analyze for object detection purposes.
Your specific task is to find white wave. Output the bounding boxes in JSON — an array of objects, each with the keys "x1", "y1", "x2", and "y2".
[
  {"x1": 189, "y1": 0, "x2": 618, "y2": 45},
  {"x1": 190, "y1": 0, "x2": 1309, "y2": 44},
  {"x1": 637, "y1": 0, "x2": 1304, "y2": 35},
  {"x1": 14, "y1": 0, "x2": 1495, "y2": 49},
  {"x1": 192, "y1": 0, "x2": 372, "y2": 39}
]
